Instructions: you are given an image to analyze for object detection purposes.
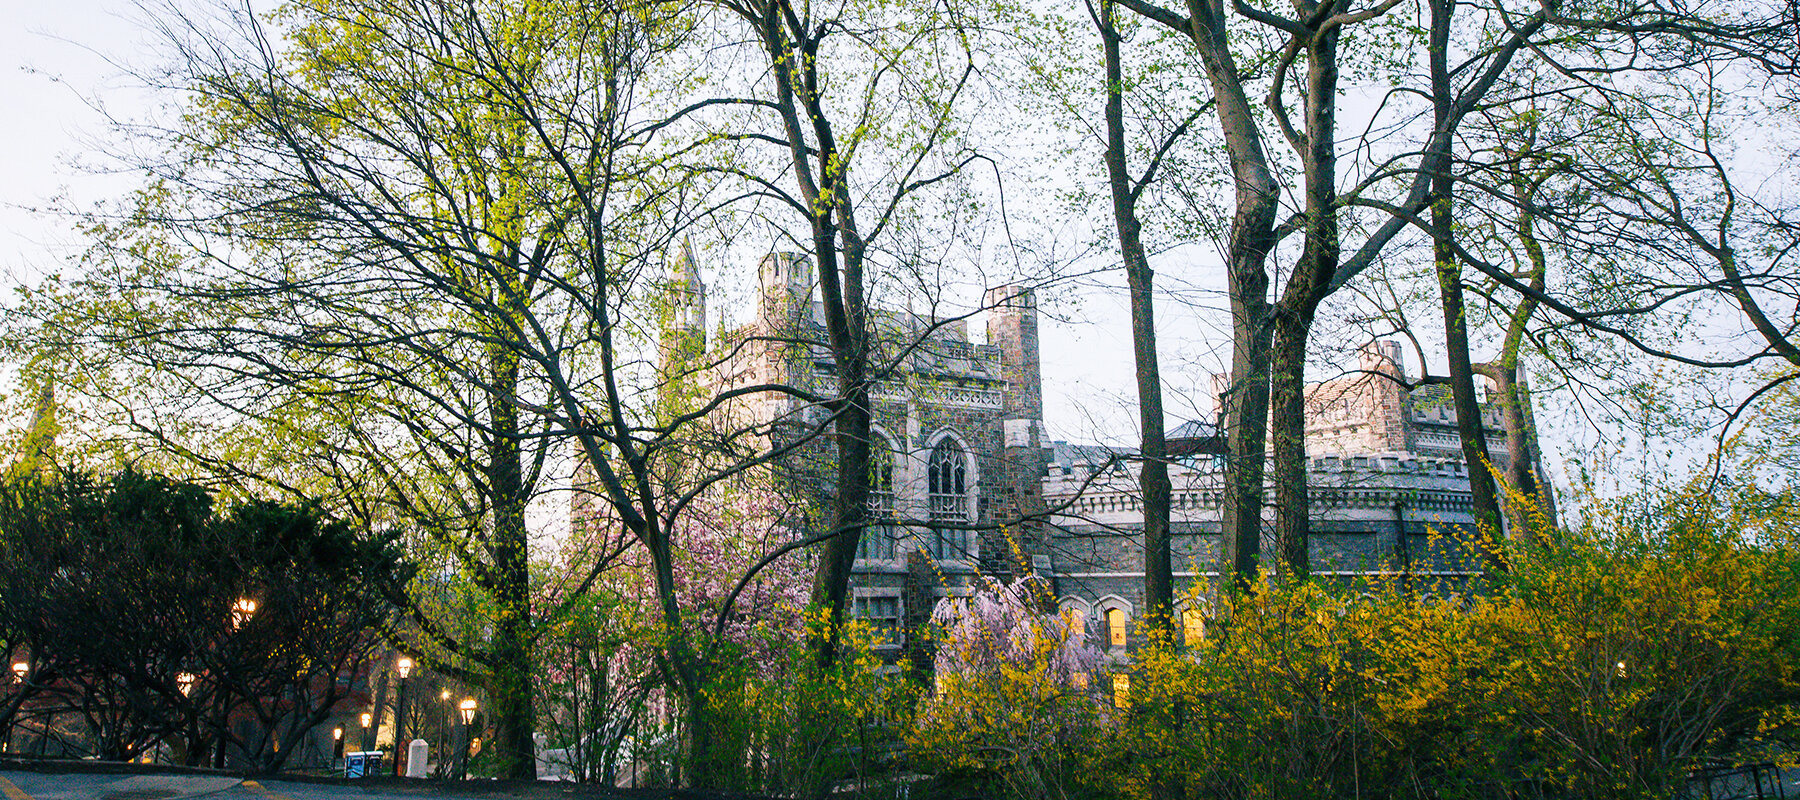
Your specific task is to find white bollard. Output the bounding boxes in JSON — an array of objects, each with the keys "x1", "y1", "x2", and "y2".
[{"x1": 406, "y1": 739, "x2": 430, "y2": 778}]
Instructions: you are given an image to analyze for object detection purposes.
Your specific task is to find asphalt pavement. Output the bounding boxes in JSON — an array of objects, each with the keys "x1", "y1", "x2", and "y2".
[
  {"x1": 0, "y1": 767, "x2": 771, "y2": 800},
  {"x1": 0, "y1": 770, "x2": 240, "y2": 800},
  {"x1": 1, "y1": 771, "x2": 591, "y2": 800}
]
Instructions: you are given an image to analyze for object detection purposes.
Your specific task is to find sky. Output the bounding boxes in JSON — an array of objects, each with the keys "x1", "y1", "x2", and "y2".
[
  {"x1": 1, "y1": 2, "x2": 160, "y2": 290},
  {"x1": 1, "y1": 1, "x2": 1707, "y2": 492},
  {"x1": 0, "y1": 1, "x2": 1193, "y2": 450}
]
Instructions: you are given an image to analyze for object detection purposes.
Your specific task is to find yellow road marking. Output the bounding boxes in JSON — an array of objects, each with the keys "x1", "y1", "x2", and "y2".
[
  {"x1": 0, "y1": 775, "x2": 33, "y2": 800},
  {"x1": 241, "y1": 780, "x2": 297, "y2": 800}
]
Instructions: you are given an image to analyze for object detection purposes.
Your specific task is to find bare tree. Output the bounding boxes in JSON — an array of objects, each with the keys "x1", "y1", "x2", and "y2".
[{"x1": 701, "y1": 0, "x2": 1015, "y2": 665}]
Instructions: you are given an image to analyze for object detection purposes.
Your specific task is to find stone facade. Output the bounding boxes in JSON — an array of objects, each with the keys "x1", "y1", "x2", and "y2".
[
  {"x1": 1303, "y1": 340, "x2": 1510, "y2": 467},
  {"x1": 673, "y1": 254, "x2": 1055, "y2": 654},
  {"x1": 1044, "y1": 342, "x2": 1513, "y2": 646},
  {"x1": 645, "y1": 251, "x2": 1515, "y2": 655}
]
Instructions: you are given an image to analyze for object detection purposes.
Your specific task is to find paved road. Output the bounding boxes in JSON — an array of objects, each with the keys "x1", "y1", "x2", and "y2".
[
  {"x1": 0, "y1": 772, "x2": 493, "y2": 800},
  {"x1": 0, "y1": 771, "x2": 240, "y2": 800}
]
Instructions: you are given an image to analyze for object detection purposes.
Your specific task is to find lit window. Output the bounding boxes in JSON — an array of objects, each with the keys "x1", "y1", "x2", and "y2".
[
  {"x1": 851, "y1": 595, "x2": 902, "y2": 646},
  {"x1": 1182, "y1": 607, "x2": 1206, "y2": 647},
  {"x1": 1111, "y1": 674, "x2": 1130, "y2": 709},
  {"x1": 1071, "y1": 672, "x2": 1089, "y2": 690},
  {"x1": 928, "y1": 438, "x2": 970, "y2": 560},
  {"x1": 1106, "y1": 607, "x2": 1127, "y2": 647},
  {"x1": 858, "y1": 438, "x2": 897, "y2": 561}
]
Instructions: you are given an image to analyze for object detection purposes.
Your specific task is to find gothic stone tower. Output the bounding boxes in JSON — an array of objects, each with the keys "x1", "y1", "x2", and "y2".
[
  {"x1": 662, "y1": 240, "x2": 707, "y2": 360},
  {"x1": 657, "y1": 241, "x2": 709, "y2": 422},
  {"x1": 984, "y1": 284, "x2": 1053, "y2": 574}
]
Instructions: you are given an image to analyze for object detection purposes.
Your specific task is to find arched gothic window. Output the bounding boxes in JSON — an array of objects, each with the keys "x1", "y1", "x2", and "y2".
[
  {"x1": 858, "y1": 437, "x2": 897, "y2": 561},
  {"x1": 1106, "y1": 607, "x2": 1128, "y2": 648},
  {"x1": 1182, "y1": 606, "x2": 1206, "y2": 647},
  {"x1": 927, "y1": 438, "x2": 970, "y2": 560}
]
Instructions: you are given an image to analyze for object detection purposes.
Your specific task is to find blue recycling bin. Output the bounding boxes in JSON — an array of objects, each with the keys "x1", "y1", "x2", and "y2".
[{"x1": 344, "y1": 750, "x2": 384, "y2": 778}]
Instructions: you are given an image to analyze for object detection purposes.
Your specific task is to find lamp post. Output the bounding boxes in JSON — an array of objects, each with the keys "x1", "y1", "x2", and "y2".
[
  {"x1": 437, "y1": 689, "x2": 450, "y2": 778},
  {"x1": 332, "y1": 726, "x2": 344, "y2": 767},
  {"x1": 456, "y1": 698, "x2": 477, "y2": 780},
  {"x1": 360, "y1": 711, "x2": 374, "y2": 753},
  {"x1": 393, "y1": 657, "x2": 412, "y2": 777},
  {"x1": 6, "y1": 660, "x2": 25, "y2": 754},
  {"x1": 215, "y1": 598, "x2": 255, "y2": 769}
]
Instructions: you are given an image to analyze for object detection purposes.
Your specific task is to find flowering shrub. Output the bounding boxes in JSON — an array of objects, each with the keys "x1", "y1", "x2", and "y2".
[
  {"x1": 909, "y1": 577, "x2": 1106, "y2": 799},
  {"x1": 1083, "y1": 483, "x2": 1800, "y2": 800},
  {"x1": 538, "y1": 474, "x2": 1800, "y2": 799},
  {"x1": 700, "y1": 607, "x2": 918, "y2": 795},
  {"x1": 901, "y1": 481, "x2": 1800, "y2": 800}
]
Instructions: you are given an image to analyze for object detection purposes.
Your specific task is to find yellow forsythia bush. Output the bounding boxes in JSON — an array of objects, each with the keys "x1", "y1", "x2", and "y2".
[{"x1": 1080, "y1": 482, "x2": 1800, "y2": 800}]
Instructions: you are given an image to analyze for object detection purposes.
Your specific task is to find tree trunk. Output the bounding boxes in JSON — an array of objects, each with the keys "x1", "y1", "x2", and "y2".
[
  {"x1": 804, "y1": 176, "x2": 873, "y2": 671},
  {"x1": 1493, "y1": 366, "x2": 1553, "y2": 531},
  {"x1": 1428, "y1": 0, "x2": 1504, "y2": 571},
  {"x1": 1266, "y1": 16, "x2": 1344, "y2": 580},
  {"x1": 745, "y1": 0, "x2": 875, "y2": 669},
  {"x1": 488, "y1": 345, "x2": 538, "y2": 779},
  {"x1": 1267, "y1": 309, "x2": 1314, "y2": 577},
  {"x1": 1434, "y1": 238, "x2": 1505, "y2": 571},
  {"x1": 1097, "y1": 0, "x2": 1175, "y2": 636},
  {"x1": 1489, "y1": 145, "x2": 1557, "y2": 537},
  {"x1": 811, "y1": 386, "x2": 872, "y2": 668},
  {"x1": 1174, "y1": 0, "x2": 1280, "y2": 593},
  {"x1": 1221, "y1": 309, "x2": 1271, "y2": 591}
]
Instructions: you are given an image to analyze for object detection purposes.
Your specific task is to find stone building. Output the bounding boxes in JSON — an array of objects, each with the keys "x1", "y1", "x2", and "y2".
[
  {"x1": 639, "y1": 251, "x2": 1519, "y2": 654},
  {"x1": 659, "y1": 252, "x2": 1055, "y2": 653},
  {"x1": 1042, "y1": 341, "x2": 1518, "y2": 645}
]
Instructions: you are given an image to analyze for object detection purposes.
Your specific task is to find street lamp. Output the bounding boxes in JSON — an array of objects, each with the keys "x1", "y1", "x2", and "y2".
[
  {"x1": 456, "y1": 698, "x2": 477, "y2": 780},
  {"x1": 6, "y1": 661, "x2": 27, "y2": 754},
  {"x1": 360, "y1": 711, "x2": 374, "y2": 753},
  {"x1": 4, "y1": 661, "x2": 21, "y2": 754},
  {"x1": 438, "y1": 689, "x2": 451, "y2": 777},
  {"x1": 393, "y1": 657, "x2": 413, "y2": 777},
  {"x1": 231, "y1": 598, "x2": 257, "y2": 630}
]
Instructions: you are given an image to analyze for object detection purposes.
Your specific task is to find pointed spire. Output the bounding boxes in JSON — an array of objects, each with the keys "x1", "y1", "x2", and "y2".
[
  {"x1": 677, "y1": 236, "x2": 702, "y2": 293},
  {"x1": 661, "y1": 237, "x2": 706, "y2": 358},
  {"x1": 9, "y1": 374, "x2": 57, "y2": 481}
]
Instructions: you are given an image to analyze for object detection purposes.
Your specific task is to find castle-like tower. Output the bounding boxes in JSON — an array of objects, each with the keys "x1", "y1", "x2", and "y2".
[
  {"x1": 659, "y1": 240, "x2": 708, "y2": 365},
  {"x1": 696, "y1": 255, "x2": 1050, "y2": 651},
  {"x1": 984, "y1": 285, "x2": 1053, "y2": 571}
]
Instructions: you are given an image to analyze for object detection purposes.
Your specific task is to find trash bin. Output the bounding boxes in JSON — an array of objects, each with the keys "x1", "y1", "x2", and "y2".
[{"x1": 345, "y1": 750, "x2": 385, "y2": 778}]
